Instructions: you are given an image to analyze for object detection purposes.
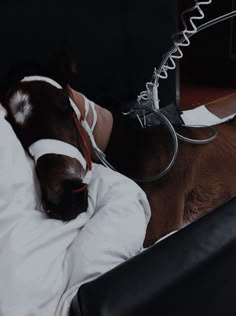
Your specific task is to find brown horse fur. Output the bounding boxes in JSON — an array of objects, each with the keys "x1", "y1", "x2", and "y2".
[
  {"x1": 102, "y1": 107, "x2": 236, "y2": 246},
  {"x1": 2, "y1": 66, "x2": 236, "y2": 247},
  {"x1": 70, "y1": 89, "x2": 236, "y2": 246}
]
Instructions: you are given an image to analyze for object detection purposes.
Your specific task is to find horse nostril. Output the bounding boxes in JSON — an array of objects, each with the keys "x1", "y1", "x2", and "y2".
[
  {"x1": 71, "y1": 186, "x2": 88, "y2": 214},
  {"x1": 61, "y1": 179, "x2": 89, "y2": 219},
  {"x1": 41, "y1": 179, "x2": 89, "y2": 221},
  {"x1": 65, "y1": 179, "x2": 88, "y2": 206}
]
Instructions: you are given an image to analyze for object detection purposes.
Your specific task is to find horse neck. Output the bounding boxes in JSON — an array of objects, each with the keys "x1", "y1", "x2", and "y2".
[{"x1": 104, "y1": 112, "x2": 173, "y2": 179}]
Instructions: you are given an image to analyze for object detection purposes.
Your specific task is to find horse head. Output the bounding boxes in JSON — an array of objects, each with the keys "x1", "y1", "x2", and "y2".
[{"x1": 2, "y1": 73, "x2": 92, "y2": 221}]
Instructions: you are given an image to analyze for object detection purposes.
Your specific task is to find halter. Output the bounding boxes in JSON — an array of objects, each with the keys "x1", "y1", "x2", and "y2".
[
  {"x1": 21, "y1": 75, "x2": 100, "y2": 190},
  {"x1": 29, "y1": 139, "x2": 92, "y2": 186}
]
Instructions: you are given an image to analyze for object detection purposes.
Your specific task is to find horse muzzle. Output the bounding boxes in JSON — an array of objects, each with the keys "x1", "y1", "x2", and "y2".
[{"x1": 42, "y1": 180, "x2": 89, "y2": 221}]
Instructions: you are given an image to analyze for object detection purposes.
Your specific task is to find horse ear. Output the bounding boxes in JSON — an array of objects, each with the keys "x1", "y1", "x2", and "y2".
[
  {"x1": 46, "y1": 47, "x2": 77, "y2": 88},
  {"x1": 0, "y1": 62, "x2": 44, "y2": 103}
]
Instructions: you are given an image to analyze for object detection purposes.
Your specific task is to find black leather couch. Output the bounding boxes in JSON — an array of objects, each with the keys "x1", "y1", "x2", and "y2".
[{"x1": 70, "y1": 198, "x2": 236, "y2": 316}]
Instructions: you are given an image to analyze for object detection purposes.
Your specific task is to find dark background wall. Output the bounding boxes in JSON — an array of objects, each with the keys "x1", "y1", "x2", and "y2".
[
  {"x1": 0, "y1": 0, "x2": 178, "y2": 109},
  {"x1": 178, "y1": 0, "x2": 236, "y2": 87}
]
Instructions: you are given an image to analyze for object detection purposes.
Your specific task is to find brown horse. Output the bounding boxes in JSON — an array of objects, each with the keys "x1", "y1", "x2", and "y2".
[
  {"x1": 2, "y1": 71, "x2": 236, "y2": 247},
  {"x1": 71, "y1": 89, "x2": 236, "y2": 246}
]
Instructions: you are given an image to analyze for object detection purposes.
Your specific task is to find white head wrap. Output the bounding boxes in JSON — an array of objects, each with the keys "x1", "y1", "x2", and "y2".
[{"x1": 22, "y1": 76, "x2": 94, "y2": 184}]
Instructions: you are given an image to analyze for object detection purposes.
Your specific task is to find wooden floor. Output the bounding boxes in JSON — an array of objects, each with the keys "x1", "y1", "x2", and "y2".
[{"x1": 180, "y1": 83, "x2": 236, "y2": 111}]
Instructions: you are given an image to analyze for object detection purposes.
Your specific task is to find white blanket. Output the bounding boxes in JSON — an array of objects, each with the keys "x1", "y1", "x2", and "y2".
[{"x1": 0, "y1": 112, "x2": 151, "y2": 316}]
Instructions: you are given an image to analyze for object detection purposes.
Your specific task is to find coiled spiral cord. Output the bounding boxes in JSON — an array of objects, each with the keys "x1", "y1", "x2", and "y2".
[
  {"x1": 95, "y1": 1, "x2": 236, "y2": 182},
  {"x1": 137, "y1": 0, "x2": 213, "y2": 110}
]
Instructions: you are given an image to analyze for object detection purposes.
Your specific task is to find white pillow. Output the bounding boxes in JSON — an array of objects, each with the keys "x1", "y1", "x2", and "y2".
[
  {"x1": 0, "y1": 111, "x2": 151, "y2": 316},
  {"x1": 0, "y1": 110, "x2": 41, "y2": 218}
]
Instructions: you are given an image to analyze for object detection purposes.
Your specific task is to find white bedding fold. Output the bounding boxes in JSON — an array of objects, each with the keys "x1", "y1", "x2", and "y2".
[{"x1": 0, "y1": 115, "x2": 151, "y2": 316}]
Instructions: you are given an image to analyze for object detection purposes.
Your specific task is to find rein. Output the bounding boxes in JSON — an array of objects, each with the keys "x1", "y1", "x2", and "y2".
[{"x1": 71, "y1": 108, "x2": 92, "y2": 193}]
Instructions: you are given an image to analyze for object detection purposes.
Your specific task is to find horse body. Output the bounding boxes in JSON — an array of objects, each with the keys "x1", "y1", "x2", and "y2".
[
  {"x1": 104, "y1": 112, "x2": 236, "y2": 245},
  {"x1": 3, "y1": 74, "x2": 236, "y2": 247}
]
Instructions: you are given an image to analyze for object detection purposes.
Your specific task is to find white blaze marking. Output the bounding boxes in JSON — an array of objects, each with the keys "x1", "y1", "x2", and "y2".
[{"x1": 9, "y1": 91, "x2": 32, "y2": 125}]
